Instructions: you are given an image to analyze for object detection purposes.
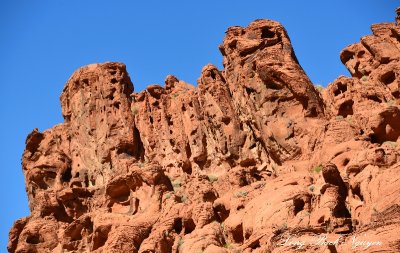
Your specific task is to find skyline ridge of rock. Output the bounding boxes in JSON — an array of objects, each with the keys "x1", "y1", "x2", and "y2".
[{"x1": 8, "y1": 8, "x2": 400, "y2": 253}]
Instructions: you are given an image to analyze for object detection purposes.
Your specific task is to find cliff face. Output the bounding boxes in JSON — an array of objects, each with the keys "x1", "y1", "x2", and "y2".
[{"x1": 8, "y1": 9, "x2": 400, "y2": 253}]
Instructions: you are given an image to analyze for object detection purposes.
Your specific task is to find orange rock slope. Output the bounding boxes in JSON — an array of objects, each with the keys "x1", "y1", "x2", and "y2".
[{"x1": 9, "y1": 8, "x2": 400, "y2": 253}]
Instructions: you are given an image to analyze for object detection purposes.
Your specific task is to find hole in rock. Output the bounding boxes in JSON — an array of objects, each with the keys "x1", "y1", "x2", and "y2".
[
  {"x1": 293, "y1": 198, "x2": 305, "y2": 216},
  {"x1": 261, "y1": 27, "x2": 275, "y2": 39},
  {"x1": 173, "y1": 218, "x2": 183, "y2": 234},
  {"x1": 117, "y1": 143, "x2": 136, "y2": 157},
  {"x1": 210, "y1": 71, "x2": 216, "y2": 80},
  {"x1": 26, "y1": 234, "x2": 40, "y2": 244},
  {"x1": 184, "y1": 218, "x2": 196, "y2": 234},
  {"x1": 92, "y1": 226, "x2": 111, "y2": 250},
  {"x1": 340, "y1": 50, "x2": 355, "y2": 64},
  {"x1": 84, "y1": 174, "x2": 89, "y2": 187},
  {"x1": 228, "y1": 40, "x2": 237, "y2": 50},
  {"x1": 67, "y1": 224, "x2": 84, "y2": 241},
  {"x1": 107, "y1": 183, "x2": 130, "y2": 201},
  {"x1": 214, "y1": 203, "x2": 230, "y2": 222},
  {"x1": 231, "y1": 223, "x2": 244, "y2": 243},
  {"x1": 352, "y1": 184, "x2": 364, "y2": 202},
  {"x1": 250, "y1": 239, "x2": 260, "y2": 249},
  {"x1": 221, "y1": 116, "x2": 231, "y2": 125},
  {"x1": 167, "y1": 115, "x2": 173, "y2": 126},
  {"x1": 338, "y1": 100, "x2": 354, "y2": 118},
  {"x1": 34, "y1": 171, "x2": 57, "y2": 190},
  {"x1": 357, "y1": 50, "x2": 365, "y2": 58},
  {"x1": 203, "y1": 191, "x2": 217, "y2": 202},
  {"x1": 367, "y1": 95, "x2": 382, "y2": 103},
  {"x1": 334, "y1": 83, "x2": 347, "y2": 96},
  {"x1": 185, "y1": 143, "x2": 192, "y2": 159},
  {"x1": 369, "y1": 134, "x2": 378, "y2": 144},
  {"x1": 245, "y1": 87, "x2": 255, "y2": 95},
  {"x1": 82, "y1": 79, "x2": 89, "y2": 86},
  {"x1": 110, "y1": 78, "x2": 118, "y2": 84},
  {"x1": 133, "y1": 126, "x2": 145, "y2": 160},
  {"x1": 70, "y1": 181, "x2": 82, "y2": 188},
  {"x1": 62, "y1": 167, "x2": 72, "y2": 183},
  {"x1": 381, "y1": 71, "x2": 396, "y2": 85},
  {"x1": 182, "y1": 160, "x2": 192, "y2": 175}
]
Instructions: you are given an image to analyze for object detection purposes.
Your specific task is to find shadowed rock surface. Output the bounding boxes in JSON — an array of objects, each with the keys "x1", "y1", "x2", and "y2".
[{"x1": 8, "y1": 8, "x2": 400, "y2": 253}]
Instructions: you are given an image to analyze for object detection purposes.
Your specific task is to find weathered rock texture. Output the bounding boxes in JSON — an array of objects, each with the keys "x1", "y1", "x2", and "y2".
[{"x1": 9, "y1": 8, "x2": 400, "y2": 253}]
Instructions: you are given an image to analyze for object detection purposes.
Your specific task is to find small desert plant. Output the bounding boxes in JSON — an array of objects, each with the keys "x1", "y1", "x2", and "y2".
[
  {"x1": 361, "y1": 75, "x2": 368, "y2": 82},
  {"x1": 336, "y1": 115, "x2": 344, "y2": 121},
  {"x1": 346, "y1": 115, "x2": 353, "y2": 122},
  {"x1": 313, "y1": 165, "x2": 322, "y2": 173},
  {"x1": 180, "y1": 195, "x2": 188, "y2": 203},
  {"x1": 131, "y1": 105, "x2": 139, "y2": 115},
  {"x1": 315, "y1": 85, "x2": 324, "y2": 93},
  {"x1": 235, "y1": 191, "x2": 248, "y2": 198},
  {"x1": 325, "y1": 222, "x2": 333, "y2": 233},
  {"x1": 386, "y1": 100, "x2": 396, "y2": 106},
  {"x1": 276, "y1": 222, "x2": 288, "y2": 234},
  {"x1": 165, "y1": 193, "x2": 171, "y2": 199},
  {"x1": 224, "y1": 242, "x2": 233, "y2": 249},
  {"x1": 177, "y1": 238, "x2": 184, "y2": 250},
  {"x1": 382, "y1": 141, "x2": 397, "y2": 147},
  {"x1": 309, "y1": 185, "x2": 315, "y2": 192},
  {"x1": 172, "y1": 178, "x2": 182, "y2": 190},
  {"x1": 207, "y1": 174, "x2": 218, "y2": 183}
]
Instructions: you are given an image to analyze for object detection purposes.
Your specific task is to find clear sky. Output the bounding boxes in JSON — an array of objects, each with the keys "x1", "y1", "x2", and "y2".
[{"x1": 0, "y1": 0, "x2": 398, "y2": 250}]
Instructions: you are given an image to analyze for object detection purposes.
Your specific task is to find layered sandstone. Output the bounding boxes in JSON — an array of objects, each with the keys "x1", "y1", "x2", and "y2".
[{"x1": 8, "y1": 8, "x2": 400, "y2": 253}]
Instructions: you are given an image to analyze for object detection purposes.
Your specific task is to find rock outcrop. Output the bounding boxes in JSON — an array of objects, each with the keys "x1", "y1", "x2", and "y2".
[{"x1": 9, "y1": 8, "x2": 400, "y2": 253}]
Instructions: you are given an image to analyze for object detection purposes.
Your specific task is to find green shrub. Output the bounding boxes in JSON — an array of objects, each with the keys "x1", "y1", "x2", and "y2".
[
  {"x1": 314, "y1": 165, "x2": 322, "y2": 173},
  {"x1": 235, "y1": 191, "x2": 248, "y2": 198},
  {"x1": 224, "y1": 242, "x2": 233, "y2": 249},
  {"x1": 315, "y1": 85, "x2": 324, "y2": 93},
  {"x1": 309, "y1": 185, "x2": 315, "y2": 192},
  {"x1": 177, "y1": 238, "x2": 184, "y2": 250},
  {"x1": 336, "y1": 115, "x2": 344, "y2": 121},
  {"x1": 361, "y1": 75, "x2": 368, "y2": 82},
  {"x1": 180, "y1": 195, "x2": 188, "y2": 203},
  {"x1": 172, "y1": 179, "x2": 181, "y2": 190}
]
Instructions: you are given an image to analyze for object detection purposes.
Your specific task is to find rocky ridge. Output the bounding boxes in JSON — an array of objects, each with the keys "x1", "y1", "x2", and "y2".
[{"x1": 8, "y1": 8, "x2": 400, "y2": 253}]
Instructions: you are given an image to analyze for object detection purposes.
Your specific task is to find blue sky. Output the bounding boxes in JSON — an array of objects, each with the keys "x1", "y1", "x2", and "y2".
[{"x1": 0, "y1": 0, "x2": 397, "y2": 250}]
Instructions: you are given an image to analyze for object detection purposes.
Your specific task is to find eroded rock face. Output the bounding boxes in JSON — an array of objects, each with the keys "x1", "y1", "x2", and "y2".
[{"x1": 9, "y1": 9, "x2": 400, "y2": 253}]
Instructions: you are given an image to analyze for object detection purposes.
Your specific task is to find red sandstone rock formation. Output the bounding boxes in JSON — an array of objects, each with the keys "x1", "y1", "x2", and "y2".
[{"x1": 8, "y1": 8, "x2": 400, "y2": 253}]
